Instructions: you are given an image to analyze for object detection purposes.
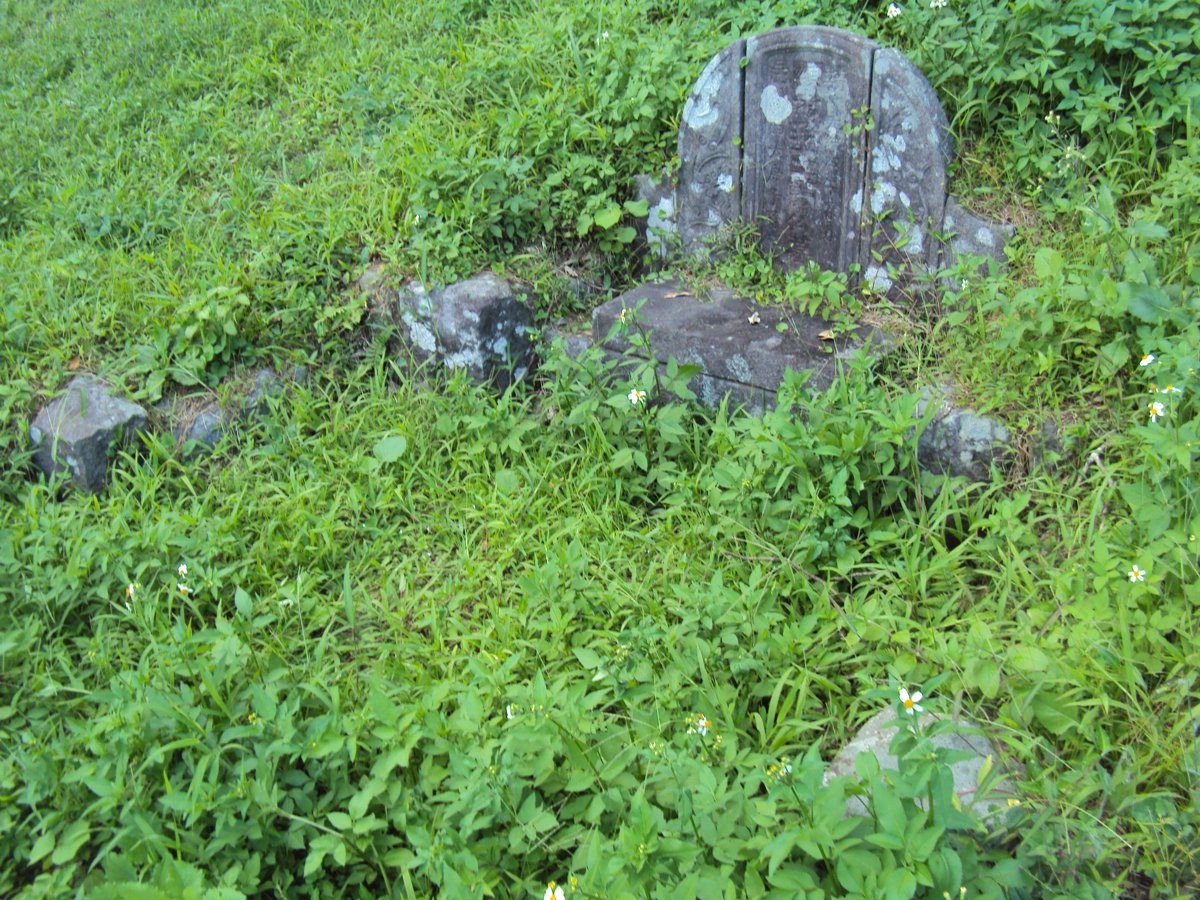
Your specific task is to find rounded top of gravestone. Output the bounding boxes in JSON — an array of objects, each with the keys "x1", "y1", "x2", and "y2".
[{"x1": 677, "y1": 25, "x2": 955, "y2": 283}]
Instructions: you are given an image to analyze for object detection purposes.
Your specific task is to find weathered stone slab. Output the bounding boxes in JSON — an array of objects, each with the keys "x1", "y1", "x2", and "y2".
[
  {"x1": 825, "y1": 709, "x2": 1019, "y2": 824},
  {"x1": 859, "y1": 48, "x2": 952, "y2": 293},
  {"x1": 916, "y1": 385, "x2": 1013, "y2": 481},
  {"x1": 375, "y1": 271, "x2": 534, "y2": 388},
  {"x1": 29, "y1": 375, "x2": 147, "y2": 493},
  {"x1": 593, "y1": 279, "x2": 885, "y2": 413},
  {"x1": 677, "y1": 40, "x2": 744, "y2": 256},
  {"x1": 743, "y1": 26, "x2": 873, "y2": 273}
]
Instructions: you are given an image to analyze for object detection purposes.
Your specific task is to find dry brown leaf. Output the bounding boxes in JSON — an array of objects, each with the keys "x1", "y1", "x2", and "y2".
[
  {"x1": 663, "y1": 291, "x2": 691, "y2": 299},
  {"x1": 67, "y1": 357, "x2": 82, "y2": 371},
  {"x1": 817, "y1": 329, "x2": 836, "y2": 341}
]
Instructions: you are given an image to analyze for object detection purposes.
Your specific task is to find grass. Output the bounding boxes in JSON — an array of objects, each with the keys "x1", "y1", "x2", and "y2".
[{"x1": 2, "y1": 0, "x2": 1199, "y2": 897}]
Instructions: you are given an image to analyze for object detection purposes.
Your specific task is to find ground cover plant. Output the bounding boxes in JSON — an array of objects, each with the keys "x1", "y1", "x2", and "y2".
[{"x1": 1, "y1": 0, "x2": 1197, "y2": 897}]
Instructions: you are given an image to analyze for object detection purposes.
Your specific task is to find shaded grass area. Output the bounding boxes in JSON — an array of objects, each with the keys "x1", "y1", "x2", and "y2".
[{"x1": 4, "y1": 357, "x2": 1198, "y2": 896}]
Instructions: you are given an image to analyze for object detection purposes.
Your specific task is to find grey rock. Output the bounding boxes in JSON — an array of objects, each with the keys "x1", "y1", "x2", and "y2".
[
  {"x1": 29, "y1": 375, "x2": 147, "y2": 493},
  {"x1": 243, "y1": 367, "x2": 282, "y2": 418},
  {"x1": 388, "y1": 272, "x2": 534, "y2": 388},
  {"x1": 664, "y1": 26, "x2": 1011, "y2": 295},
  {"x1": 825, "y1": 709, "x2": 1019, "y2": 824},
  {"x1": 178, "y1": 401, "x2": 227, "y2": 451},
  {"x1": 1033, "y1": 419, "x2": 1070, "y2": 470},
  {"x1": 916, "y1": 386, "x2": 1012, "y2": 481},
  {"x1": 938, "y1": 196, "x2": 1015, "y2": 276},
  {"x1": 164, "y1": 366, "x2": 307, "y2": 459},
  {"x1": 541, "y1": 322, "x2": 593, "y2": 361},
  {"x1": 593, "y1": 279, "x2": 888, "y2": 413}
]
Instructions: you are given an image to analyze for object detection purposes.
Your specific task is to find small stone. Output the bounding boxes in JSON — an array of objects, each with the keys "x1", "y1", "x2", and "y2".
[
  {"x1": 1032, "y1": 418, "x2": 1072, "y2": 470},
  {"x1": 242, "y1": 367, "x2": 283, "y2": 419},
  {"x1": 825, "y1": 708, "x2": 1019, "y2": 823},
  {"x1": 633, "y1": 172, "x2": 677, "y2": 261},
  {"x1": 916, "y1": 386, "x2": 1012, "y2": 481},
  {"x1": 389, "y1": 271, "x2": 534, "y2": 388},
  {"x1": 938, "y1": 196, "x2": 1016, "y2": 276},
  {"x1": 542, "y1": 324, "x2": 593, "y2": 361},
  {"x1": 177, "y1": 401, "x2": 227, "y2": 453},
  {"x1": 29, "y1": 375, "x2": 148, "y2": 493}
]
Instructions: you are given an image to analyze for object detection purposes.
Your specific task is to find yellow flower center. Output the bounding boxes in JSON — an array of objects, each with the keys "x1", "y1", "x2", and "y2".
[{"x1": 903, "y1": 698, "x2": 915, "y2": 709}]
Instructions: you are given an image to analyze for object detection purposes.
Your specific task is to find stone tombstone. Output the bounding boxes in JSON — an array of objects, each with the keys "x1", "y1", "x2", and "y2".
[
  {"x1": 671, "y1": 25, "x2": 1011, "y2": 291},
  {"x1": 742, "y1": 27, "x2": 872, "y2": 274}
]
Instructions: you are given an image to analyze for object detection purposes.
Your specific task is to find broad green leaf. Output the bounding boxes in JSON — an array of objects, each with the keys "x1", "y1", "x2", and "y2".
[
  {"x1": 872, "y1": 782, "x2": 907, "y2": 837},
  {"x1": 1008, "y1": 645, "x2": 1050, "y2": 673},
  {"x1": 1125, "y1": 282, "x2": 1173, "y2": 323},
  {"x1": 50, "y1": 820, "x2": 89, "y2": 865},
  {"x1": 881, "y1": 867, "x2": 918, "y2": 899},
  {"x1": 573, "y1": 647, "x2": 603, "y2": 670},
  {"x1": 372, "y1": 434, "x2": 408, "y2": 463},
  {"x1": 234, "y1": 587, "x2": 252, "y2": 619},
  {"x1": 495, "y1": 469, "x2": 520, "y2": 494},
  {"x1": 1033, "y1": 247, "x2": 1063, "y2": 280},
  {"x1": 29, "y1": 830, "x2": 55, "y2": 864},
  {"x1": 593, "y1": 205, "x2": 621, "y2": 229}
]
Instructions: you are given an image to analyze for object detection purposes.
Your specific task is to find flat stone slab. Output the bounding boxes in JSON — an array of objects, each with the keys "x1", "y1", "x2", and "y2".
[
  {"x1": 29, "y1": 375, "x2": 148, "y2": 493},
  {"x1": 593, "y1": 279, "x2": 886, "y2": 412},
  {"x1": 825, "y1": 709, "x2": 1019, "y2": 824},
  {"x1": 660, "y1": 26, "x2": 1012, "y2": 292}
]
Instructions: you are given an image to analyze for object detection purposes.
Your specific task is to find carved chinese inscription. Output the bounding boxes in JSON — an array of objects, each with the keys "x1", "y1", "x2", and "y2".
[{"x1": 742, "y1": 27, "x2": 871, "y2": 272}]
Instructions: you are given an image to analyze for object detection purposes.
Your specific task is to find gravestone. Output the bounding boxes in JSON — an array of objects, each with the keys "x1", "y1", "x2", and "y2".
[{"x1": 660, "y1": 25, "x2": 1012, "y2": 289}]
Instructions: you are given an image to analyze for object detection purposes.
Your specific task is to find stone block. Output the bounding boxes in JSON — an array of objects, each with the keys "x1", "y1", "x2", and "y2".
[
  {"x1": 174, "y1": 400, "x2": 227, "y2": 453},
  {"x1": 938, "y1": 196, "x2": 1015, "y2": 275},
  {"x1": 387, "y1": 272, "x2": 534, "y2": 388},
  {"x1": 29, "y1": 375, "x2": 148, "y2": 493},
  {"x1": 825, "y1": 709, "x2": 1019, "y2": 824},
  {"x1": 593, "y1": 279, "x2": 887, "y2": 413},
  {"x1": 163, "y1": 366, "x2": 308, "y2": 459},
  {"x1": 633, "y1": 172, "x2": 676, "y2": 260}
]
